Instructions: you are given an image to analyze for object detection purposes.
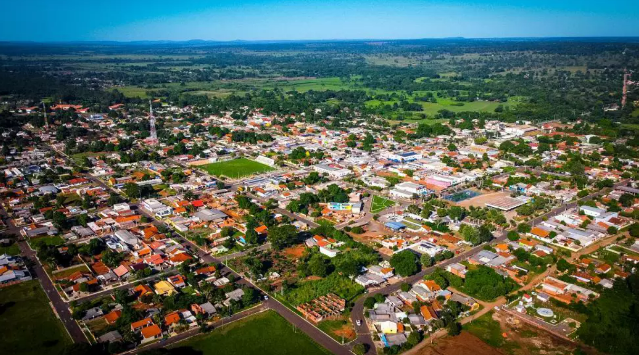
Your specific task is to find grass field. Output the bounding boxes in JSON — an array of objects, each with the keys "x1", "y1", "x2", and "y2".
[
  {"x1": 0, "y1": 242, "x2": 20, "y2": 255},
  {"x1": 621, "y1": 123, "x2": 639, "y2": 131},
  {"x1": 463, "y1": 311, "x2": 518, "y2": 352},
  {"x1": 0, "y1": 280, "x2": 72, "y2": 355},
  {"x1": 28, "y1": 235, "x2": 65, "y2": 249},
  {"x1": 198, "y1": 158, "x2": 273, "y2": 178},
  {"x1": 366, "y1": 94, "x2": 517, "y2": 117},
  {"x1": 371, "y1": 195, "x2": 396, "y2": 213},
  {"x1": 171, "y1": 310, "x2": 331, "y2": 355}
]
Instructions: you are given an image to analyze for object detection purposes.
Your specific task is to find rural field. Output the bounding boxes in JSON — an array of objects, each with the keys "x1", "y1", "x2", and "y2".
[
  {"x1": 371, "y1": 195, "x2": 396, "y2": 213},
  {"x1": 198, "y1": 158, "x2": 274, "y2": 178},
  {"x1": 171, "y1": 310, "x2": 331, "y2": 355},
  {"x1": 0, "y1": 280, "x2": 71, "y2": 355}
]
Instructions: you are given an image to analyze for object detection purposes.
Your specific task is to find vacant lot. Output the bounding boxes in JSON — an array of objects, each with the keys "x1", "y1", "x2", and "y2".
[
  {"x1": 171, "y1": 310, "x2": 331, "y2": 355},
  {"x1": 460, "y1": 311, "x2": 581, "y2": 355},
  {"x1": 415, "y1": 331, "x2": 504, "y2": 355},
  {"x1": 0, "y1": 241, "x2": 20, "y2": 255},
  {"x1": 198, "y1": 158, "x2": 273, "y2": 178},
  {"x1": 0, "y1": 280, "x2": 71, "y2": 355},
  {"x1": 317, "y1": 318, "x2": 356, "y2": 342},
  {"x1": 371, "y1": 195, "x2": 396, "y2": 213}
]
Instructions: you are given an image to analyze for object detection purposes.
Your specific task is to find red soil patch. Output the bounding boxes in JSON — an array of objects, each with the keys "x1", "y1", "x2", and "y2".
[
  {"x1": 282, "y1": 244, "x2": 306, "y2": 259},
  {"x1": 415, "y1": 331, "x2": 503, "y2": 355}
]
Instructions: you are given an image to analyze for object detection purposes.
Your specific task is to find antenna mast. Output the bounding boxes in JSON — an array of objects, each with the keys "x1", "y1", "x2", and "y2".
[
  {"x1": 149, "y1": 99, "x2": 158, "y2": 145},
  {"x1": 42, "y1": 102, "x2": 49, "y2": 129}
]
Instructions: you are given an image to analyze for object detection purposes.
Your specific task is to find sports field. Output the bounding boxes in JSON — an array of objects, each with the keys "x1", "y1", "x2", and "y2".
[
  {"x1": 371, "y1": 195, "x2": 396, "y2": 213},
  {"x1": 198, "y1": 158, "x2": 274, "y2": 178},
  {"x1": 171, "y1": 310, "x2": 331, "y2": 355},
  {"x1": 0, "y1": 281, "x2": 72, "y2": 355}
]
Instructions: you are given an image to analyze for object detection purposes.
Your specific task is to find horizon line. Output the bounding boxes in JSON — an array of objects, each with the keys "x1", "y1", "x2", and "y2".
[{"x1": 2, "y1": 35, "x2": 639, "y2": 45}]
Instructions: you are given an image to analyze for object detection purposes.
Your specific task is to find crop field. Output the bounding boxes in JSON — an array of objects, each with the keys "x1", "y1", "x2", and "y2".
[
  {"x1": 371, "y1": 195, "x2": 396, "y2": 213},
  {"x1": 198, "y1": 158, "x2": 273, "y2": 178},
  {"x1": 0, "y1": 281, "x2": 72, "y2": 355},
  {"x1": 171, "y1": 310, "x2": 331, "y2": 355}
]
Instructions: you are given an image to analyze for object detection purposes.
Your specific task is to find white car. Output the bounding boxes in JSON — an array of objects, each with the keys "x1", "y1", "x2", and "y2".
[
  {"x1": 356, "y1": 320, "x2": 362, "y2": 326},
  {"x1": 264, "y1": 295, "x2": 269, "y2": 300}
]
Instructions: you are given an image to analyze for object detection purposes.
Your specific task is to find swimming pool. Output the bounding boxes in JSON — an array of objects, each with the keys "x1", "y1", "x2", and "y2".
[{"x1": 443, "y1": 189, "x2": 481, "y2": 202}]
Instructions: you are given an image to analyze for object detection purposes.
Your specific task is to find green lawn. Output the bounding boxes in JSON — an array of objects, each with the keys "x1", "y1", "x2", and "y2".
[
  {"x1": 0, "y1": 280, "x2": 72, "y2": 355},
  {"x1": 0, "y1": 242, "x2": 20, "y2": 255},
  {"x1": 171, "y1": 310, "x2": 331, "y2": 355},
  {"x1": 371, "y1": 195, "x2": 396, "y2": 213},
  {"x1": 28, "y1": 235, "x2": 65, "y2": 249},
  {"x1": 198, "y1": 158, "x2": 273, "y2": 178}
]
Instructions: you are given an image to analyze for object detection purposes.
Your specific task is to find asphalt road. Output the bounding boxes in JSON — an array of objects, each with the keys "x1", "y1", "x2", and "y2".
[
  {"x1": 0, "y1": 203, "x2": 87, "y2": 344},
  {"x1": 348, "y1": 180, "x2": 629, "y2": 355}
]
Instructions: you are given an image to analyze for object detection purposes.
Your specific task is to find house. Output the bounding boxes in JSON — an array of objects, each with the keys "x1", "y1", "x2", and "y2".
[
  {"x1": 131, "y1": 318, "x2": 153, "y2": 332},
  {"x1": 104, "y1": 310, "x2": 122, "y2": 325},
  {"x1": 168, "y1": 275, "x2": 186, "y2": 288},
  {"x1": 154, "y1": 280, "x2": 177, "y2": 296},
  {"x1": 446, "y1": 263, "x2": 467, "y2": 278},
  {"x1": 141, "y1": 324, "x2": 162, "y2": 343},
  {"x1": 192, "y1": 302, "x2": 216, "y2": 317},
  {"x1": 164, "y1": 311, "x2": 181, "y2": 327},
  {"x1": 580, "y1": 205, "x2": 606, "y2": 218},
  {"x1": 97, "y1": 330, "x2": 123, "y2": 344},
  {"x1": 355, "y1": 273, "x2": 386, "y2": 287}
]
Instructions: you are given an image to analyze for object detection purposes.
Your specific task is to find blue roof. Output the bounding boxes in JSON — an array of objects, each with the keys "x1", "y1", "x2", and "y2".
[{"x1": 385, "y1": 221, "x2": 406, "y2": 230}]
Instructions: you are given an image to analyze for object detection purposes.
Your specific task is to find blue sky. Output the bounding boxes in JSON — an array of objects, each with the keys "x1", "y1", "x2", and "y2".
[{"x1": 1, "y1": 0, "x2": 638, "y2": 41}]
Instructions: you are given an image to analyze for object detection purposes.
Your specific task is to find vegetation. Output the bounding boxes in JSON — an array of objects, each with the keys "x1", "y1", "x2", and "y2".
[
  {"x1": 390, "y1": 250, "x2": 421, "y2": 277},
  {"x1": 428, "y1": 266, "x2": 518, "y2": 301},
  {"x1": 199, "y1": 158, "x2": 273, "y2": 178},
  {"x1": 371, "y1": 195, "x2": 396, "y2": 213},
  {"x1": 283, "y1": 273, "x2": 364, "y2": 305},
  {"x1": 168, "y1": 310, "x2": 331, "y2": 355},
  {"x1": 577, "y1": 273, "x2": 639, "y2": 355},
  {"x1": 0, "y1": 281, "x2": 72, "y2": 355}
]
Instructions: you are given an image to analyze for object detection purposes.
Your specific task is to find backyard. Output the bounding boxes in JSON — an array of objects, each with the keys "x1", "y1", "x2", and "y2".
[
  {"x1": 0, "y1": 280, "x2": 72, "y2": 355},
  {"x1": 198, "y1": 158, "x2": 274, "y2": 179},
  {"x1": 170, "y1": 310, "x2": 331, "y2": 355}
]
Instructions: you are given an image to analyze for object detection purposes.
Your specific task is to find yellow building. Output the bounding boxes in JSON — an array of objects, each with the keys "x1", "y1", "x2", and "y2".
[{"x1": 154, "y1": 280, "x2": 176, "y2": 296}]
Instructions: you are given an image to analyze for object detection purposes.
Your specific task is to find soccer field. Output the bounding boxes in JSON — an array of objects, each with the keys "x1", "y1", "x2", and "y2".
[
  {"x1": 198, "y1": 158, "x2": 274, "y2": 178},
  {"x1": 371, "y1": 195, "x2": 396, "y2": 213}
]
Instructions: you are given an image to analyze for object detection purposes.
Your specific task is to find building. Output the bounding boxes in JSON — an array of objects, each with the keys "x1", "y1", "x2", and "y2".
[
  {"x1": 142, "y1": 198, "x2": 173, "y2": 217},
  {"x1": 313, "y1": 164, "x2": 351, "y2": 179}
]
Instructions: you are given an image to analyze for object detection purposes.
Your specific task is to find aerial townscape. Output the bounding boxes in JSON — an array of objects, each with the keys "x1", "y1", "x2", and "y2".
[{"x1": 1, "y1": 3, "x2": 639, "y2": 355}]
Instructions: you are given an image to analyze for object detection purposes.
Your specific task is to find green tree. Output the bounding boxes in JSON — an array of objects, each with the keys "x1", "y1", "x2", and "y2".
[
  {"x1": 268, "y1": 225, "x2": 298, "y2": 250},
  {"x1": 390, "y1": 250, "x2": 420, "y2": 277}
]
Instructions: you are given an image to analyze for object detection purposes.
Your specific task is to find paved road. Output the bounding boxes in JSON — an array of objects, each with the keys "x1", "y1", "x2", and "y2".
[
  {"x1": 348, "y1": 180, "x2": 629, "y2": 355},
  {"x1": 0, "y1": 203, "x2": 88, "y2": 343},
  {"x1": 125, "y1": 304, "x2": 269, "y2": 354},
  {"x1": 47, "y1": 145, "x2": 347, "y2": 353}
]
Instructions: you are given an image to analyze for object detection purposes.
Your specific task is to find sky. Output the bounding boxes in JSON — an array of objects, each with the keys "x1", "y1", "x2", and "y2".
[{"x1": 1, "y1": 0, "x2": 638, "y2": 42}]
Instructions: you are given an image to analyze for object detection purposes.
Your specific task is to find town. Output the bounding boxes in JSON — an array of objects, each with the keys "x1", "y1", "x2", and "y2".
[{"x1": 1, "y1": 35, "x2": 639, "y2": 355}]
